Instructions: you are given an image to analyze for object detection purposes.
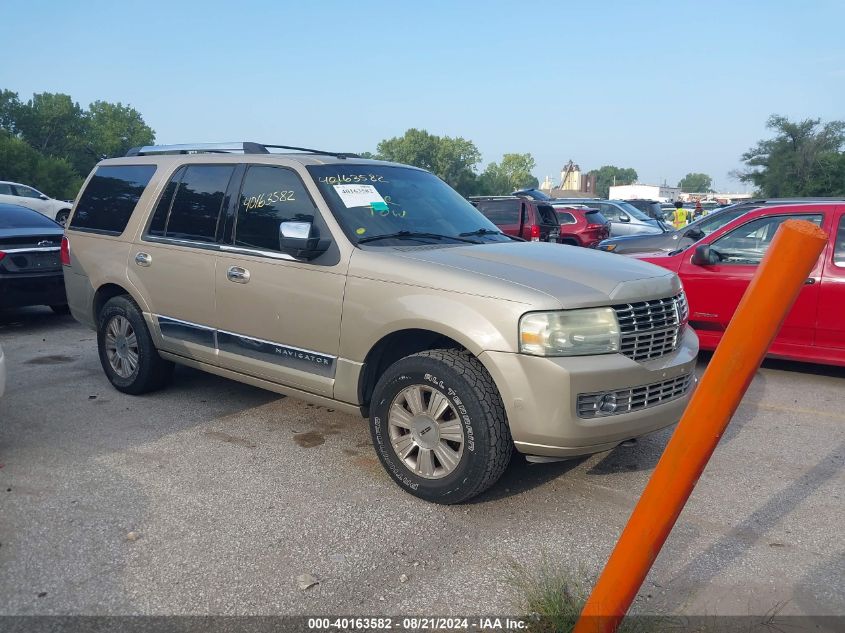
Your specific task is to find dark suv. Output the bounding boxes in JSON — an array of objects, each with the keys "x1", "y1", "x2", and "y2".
[{"x1": 471, "y1": 196, "x2": 561, "y2": 242}]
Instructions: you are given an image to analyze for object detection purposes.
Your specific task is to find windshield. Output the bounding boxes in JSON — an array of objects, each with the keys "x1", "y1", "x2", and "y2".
[
  {"x1": 616, "y1": 202, "x2": 652, "y2": 221},
  {"x1": 307, "y1": 165, "x2": 510, "y2": 246}
]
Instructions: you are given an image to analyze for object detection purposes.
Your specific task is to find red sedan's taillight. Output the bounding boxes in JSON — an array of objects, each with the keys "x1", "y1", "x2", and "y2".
[
  {"x1": 0, "y1": 251, "x2": 6, "y2": 262},
  {"x1": 530, "y1": 225, "x2": 541, "y2": 241},
  {"x1": 60, "y1": 236, "x2": 70, "y2": 266}
]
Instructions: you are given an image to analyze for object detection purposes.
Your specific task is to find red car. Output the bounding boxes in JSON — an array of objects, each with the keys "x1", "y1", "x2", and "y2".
[
  {"x1": 470, "y1": 196, "x2": 560, "y2": 242},
  {"x1": 552, "y1": 204, "x2": 610, "y2": 247},
  {"x1": 636, "y1": 202, "x2": 845, "y2": 366}
]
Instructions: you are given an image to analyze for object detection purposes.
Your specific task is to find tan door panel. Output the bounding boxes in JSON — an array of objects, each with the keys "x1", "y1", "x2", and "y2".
[{"x1": 214, "y1": 253, "x2": 345, "y2": 396}]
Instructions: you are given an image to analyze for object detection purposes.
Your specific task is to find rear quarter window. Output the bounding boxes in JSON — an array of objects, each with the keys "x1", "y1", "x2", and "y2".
[{"x1": 70, "y1": 165, "x2": 156, "y2": 235}]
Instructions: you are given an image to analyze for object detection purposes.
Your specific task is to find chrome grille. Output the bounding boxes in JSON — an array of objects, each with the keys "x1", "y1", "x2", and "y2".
[
  {"x1": 613, "y1": 292, "x2": 688, "y2": 361},
  {"x1": 577, "y1": 373, "x2": 694, "y2": 419}
]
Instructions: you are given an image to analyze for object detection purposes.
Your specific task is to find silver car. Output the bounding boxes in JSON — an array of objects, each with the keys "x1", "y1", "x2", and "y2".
[{"x1": 553, "y1": 198, "x2": 666, "y2": 237}]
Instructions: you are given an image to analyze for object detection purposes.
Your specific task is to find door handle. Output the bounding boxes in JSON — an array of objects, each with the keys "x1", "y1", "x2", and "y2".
[
  {"x1": 135, "y1": 252, "x2": 151, "y2": 267},
  {"x1": 227, "y1": 266, "x2": 250, "y2": 283}
]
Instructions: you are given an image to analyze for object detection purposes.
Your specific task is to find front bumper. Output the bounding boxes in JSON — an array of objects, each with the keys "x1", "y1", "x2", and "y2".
[
  {"x1": 0, "y1": 272, "x2": 67, "y2": 308},
  {"x1": 479, "y1": 327, "x2": 698, "y2": 457}
]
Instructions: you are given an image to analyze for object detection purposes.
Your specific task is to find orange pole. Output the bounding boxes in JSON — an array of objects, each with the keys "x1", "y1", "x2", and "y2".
[{"x1": 574, "y1": 219, "x2": 829, "y2": 633}]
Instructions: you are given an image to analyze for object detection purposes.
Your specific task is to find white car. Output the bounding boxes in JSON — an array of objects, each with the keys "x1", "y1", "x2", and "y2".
[
  {"x1": 0, "y1": 181, "x2": 73, "y2": 226},
  {"x1": 0, "y1": 343, "x2": 5, "y2": 400}
]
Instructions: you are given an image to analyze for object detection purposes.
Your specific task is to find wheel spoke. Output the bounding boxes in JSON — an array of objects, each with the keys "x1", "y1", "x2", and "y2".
[
  {"x1": 438, "y1": 420, "x2": 464, "y2": 443},
  {"x1": 392, "y1": 434, "x2": 416, "y2": 459},
  {"x1": 118, "y1": 317, "x2": 130, "y2": 337},
  {"x1": 427, "y1": 390, "x2": 450, "y2": 421},
  {"x1": 403, "y1": 386, "x2": 425, "y2": 415},
  {"x1": 125, "y1": 332, "x2": 138, "y2": 350},
  {"x1": 125, "y1": 350, "x2": 139, "y2": 373},
  {"x1": 434, "y1": 442, "x2": 461, "y2": 473},
  {"x1": 389, "y1": 404, "x2": 414, "y2": 430},
  {"x1": 107, "y1": 319, "x2": 119, "y2": 339},
  {"x1": 417, "y1": 448, "x2": 436, "y2": 477}
]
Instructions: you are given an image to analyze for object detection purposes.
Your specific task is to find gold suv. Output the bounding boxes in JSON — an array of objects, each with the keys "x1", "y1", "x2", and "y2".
[{"x1": 62, "y1": 142, "x2": 698, "y2": 503}]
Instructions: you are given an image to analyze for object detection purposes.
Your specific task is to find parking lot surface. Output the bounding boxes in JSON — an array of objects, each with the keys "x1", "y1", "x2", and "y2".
[{"x1": 1, "y1": 307, "x2": 843, "y2": 617}]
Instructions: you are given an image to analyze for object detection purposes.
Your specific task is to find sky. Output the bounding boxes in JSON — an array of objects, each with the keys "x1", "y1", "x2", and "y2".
[{"x1": 2, "y1": 0, "x2": 844, "y2": 192}]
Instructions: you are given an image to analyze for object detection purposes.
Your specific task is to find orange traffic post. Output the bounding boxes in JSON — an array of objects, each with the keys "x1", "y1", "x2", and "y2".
[{"x1": 573, "y1": 219, "x2": 829, "y2": 633}]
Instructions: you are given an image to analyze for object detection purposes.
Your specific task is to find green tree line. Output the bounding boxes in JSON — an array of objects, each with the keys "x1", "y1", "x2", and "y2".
[{"x1": 0, "y1": 89, "x2": 155, "y2": 199}]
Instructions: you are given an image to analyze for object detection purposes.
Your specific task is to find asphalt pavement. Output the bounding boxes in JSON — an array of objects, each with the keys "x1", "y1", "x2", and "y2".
[{"x1": 1, "y1": 307, "x2": 843, "y2": 617}]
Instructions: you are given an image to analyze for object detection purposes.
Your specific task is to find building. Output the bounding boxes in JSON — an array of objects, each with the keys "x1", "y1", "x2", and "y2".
[
  {"x1": 550, "y1": 160, "x2": 596, "y2": 197},
  {"x1": 609, "y1": 183, "x2": 680, "y2": 202}
]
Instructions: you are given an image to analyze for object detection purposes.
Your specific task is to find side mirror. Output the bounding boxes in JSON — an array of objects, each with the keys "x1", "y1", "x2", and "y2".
[
  {"x1": 690, "y1": 244, "x2": 717, "y2": 266},
  {"x1": 618, "y1": 214, "x2": 630, "y2": 223},
  {"x1": 279, "y1": 221, "x2": 331, "y2": 260},
  {"x1": 39, "y1": 194, "x2": 49, "y2": 200}
]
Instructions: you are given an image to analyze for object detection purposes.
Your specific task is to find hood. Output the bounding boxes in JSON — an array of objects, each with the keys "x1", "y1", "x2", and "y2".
[
  {"x1": 629, "y1": 250, "x2": 683, "y2": 273},
  {"x1": 351, "y1": 242, "x2": 681, "y2": 309}
]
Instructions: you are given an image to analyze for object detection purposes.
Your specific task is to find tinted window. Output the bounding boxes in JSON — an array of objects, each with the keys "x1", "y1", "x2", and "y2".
[
  {"x1": 159, "y1": 165, "x2": 234, "y2": 243},
  {"x1": 70, "y1": 165, "x2": 156, "y2": 234},
  {"x1": 557, "y1": 211, "x2": 576, "y2": 225},
  {"x1": 712, "y1": 214, "x2": 823, "y2": 265},
  {"x1": 0, "y1": 184, "x2": 13, "y2": 195},
  {"x1": 834, "y1": 215, "x2": 845, "y2": 267},
  {"x1": 147, "y1": 168, "x2": 184, "y2": 237},
  {"x1": 235, "y1": 166, "x2": 317, "y2": 252},
  {"x1": 0, "y1": 203, "x2": 60, "y2": 229},
  {"x1": 585, "y1": 210, "x2": 607, "y2": 225},
  {"x1": 476, "y1": 200, "x2": 521, "y2": 224}
]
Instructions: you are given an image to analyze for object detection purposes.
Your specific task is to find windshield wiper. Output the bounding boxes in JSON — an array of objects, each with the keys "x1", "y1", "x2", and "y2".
[
  {"x1": 358, "y1": 230, "x2": 480, "y2": 244},
  {"x1": 459, "y1": 228, "x2": 505, "y2": 238}
]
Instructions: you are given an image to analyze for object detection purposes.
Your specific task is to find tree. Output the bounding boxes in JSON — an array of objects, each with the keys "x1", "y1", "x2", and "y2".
[
  {"x1": 78, "y1": 100, "x2": 155, "y2": 173},
  {"x1": 0, "y1": 132, "x2": 81, "y2": 199},
  {"x1": 376, "y1": 129, "x2": 481, "y2": 195},
  {"x1": 0, "y1": 89, "x2": 156, "y2": 198},
  {"x1": 477, "y1": 153, "x2": 538, "y2": 195},
  {"x1": 738, "y1": 114, "x2": 845, "y2": 197},
  {"x1": 14, "y1": 92, "x2": 87, "y2": 159},
  {"x1": 678, "y1": 172, "x2": 713, "y2": 193},
  {"x1": 587, "y1": 165, "x2": 638, "y2": 198}
]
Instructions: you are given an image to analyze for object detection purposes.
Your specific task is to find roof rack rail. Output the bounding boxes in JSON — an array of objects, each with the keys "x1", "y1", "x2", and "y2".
[{"x1": 125, "y1": 142, "x2": 359, "y2": 159}]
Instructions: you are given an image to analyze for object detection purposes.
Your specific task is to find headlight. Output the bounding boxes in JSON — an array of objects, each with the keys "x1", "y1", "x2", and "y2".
[
  {"x1": 599, "y1": 243, "x2": 617, "y2": 252},
  {"x1": 519, "y1": 308, "x2": 620, "y2": 356}
]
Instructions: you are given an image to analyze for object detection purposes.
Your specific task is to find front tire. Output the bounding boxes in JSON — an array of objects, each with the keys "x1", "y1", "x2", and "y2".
[
  {"x1": 97, "y1": 295, "x2": 174, "y2": 394},
  {"x1": 369, "y1": 349, "x2": 512, "y2": 504}
]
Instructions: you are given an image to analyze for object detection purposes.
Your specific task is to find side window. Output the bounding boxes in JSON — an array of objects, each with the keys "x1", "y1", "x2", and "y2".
[
  {"x1": 557, "y1": 212, "x2": 576, "y2": 225},
  {"x1": 600, "y1": 204, "x2": 621, "y2": 221},
  {"x1": 152, "y1": 165, "x2": 234, "y2": 243},
  {"x1": 834, "y1": 215, "x2": 845, "y2": 268},
  {"x1": 70, "y1": 165, "x2": 157, "y2": 235},
  {"x1": 712, "y1": 214, "x2": 823, "y2": 265},
  {"x1": 13, "y1": 185, "x2": 42, "y2": 199},
  {"x1": 0, "y1": 183, "x2": 13, "y2": 194},
  {"x1": 234, "y1": 166, "x2": 318, "y2": 252},
  {"x1": 475, "y1": 200, "x2": 520, "y2": 224}
]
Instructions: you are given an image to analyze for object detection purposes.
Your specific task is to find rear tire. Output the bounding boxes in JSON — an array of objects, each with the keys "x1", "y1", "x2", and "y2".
[
  {"x1": 55, "y1": 209, "x2": 70, "y2": 226},
  {"x1": 97, "y1": 295, "x2": 174, "y2": 394},
  {"x1": 369, "y1": 348, "x2": 512, "y2": 504}
]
